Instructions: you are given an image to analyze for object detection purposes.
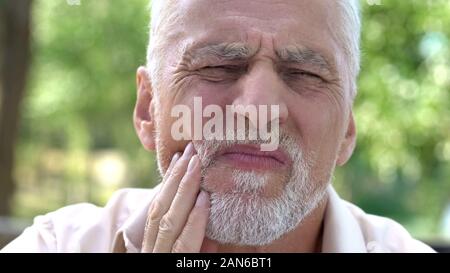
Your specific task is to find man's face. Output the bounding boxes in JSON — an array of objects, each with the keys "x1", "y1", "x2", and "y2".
[{"x1": 138, "y1": 0, "x2": 356, "y2": 245}]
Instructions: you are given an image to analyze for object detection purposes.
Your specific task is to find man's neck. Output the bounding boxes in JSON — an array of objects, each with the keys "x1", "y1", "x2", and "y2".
[{"x1": 202, "y1": 193, "x2": 329, "y2": 253}]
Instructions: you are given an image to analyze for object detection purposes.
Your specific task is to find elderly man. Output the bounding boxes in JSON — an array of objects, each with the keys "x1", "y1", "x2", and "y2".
[{"x1": 2, "y1": 0, "x2": 434, "y2": 253}]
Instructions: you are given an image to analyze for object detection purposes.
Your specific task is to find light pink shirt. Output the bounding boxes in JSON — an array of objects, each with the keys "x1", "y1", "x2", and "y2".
[{"x1": 1, "y1": 185, "x2": 435, "y2": 253}]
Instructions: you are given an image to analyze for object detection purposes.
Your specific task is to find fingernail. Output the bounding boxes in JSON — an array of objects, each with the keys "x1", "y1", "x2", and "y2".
[
  {"x1": 187, "y1": 154, "x2": 199, "y2": 173},
  {"x1": 195, "y1": 190, "x2": 209, "y2": 207},
  {"x1": 170, "y1": 152, "x2": 181, "y2": 167},
  {"x1": 183, "y1": 142, "x2": 195, "y2": 157}
]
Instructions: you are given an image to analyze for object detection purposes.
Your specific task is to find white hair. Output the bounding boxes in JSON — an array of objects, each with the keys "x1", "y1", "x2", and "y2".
[
  {"x1": 334, "y1": 0, "x2": 362, "y2": 99},
  {"x1": 146, "y1": 0, "x2": 361, "y2": 98}
]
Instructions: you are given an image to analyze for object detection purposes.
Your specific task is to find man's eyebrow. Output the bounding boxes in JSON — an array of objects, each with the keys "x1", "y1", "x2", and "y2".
[
  {"x1": 183, "y1": 42, "x2": 255, "y2": 62},
  {"x1": 277, "y1": 46, "x2": 334, "y2": 72},
  {"x1": 181, "y1": 43, "x2": 334, "y2": 73}
]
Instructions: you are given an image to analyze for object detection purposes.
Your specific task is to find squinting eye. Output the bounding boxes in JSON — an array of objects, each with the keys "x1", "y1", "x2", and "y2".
[
  {"x1": 287, "y1": 70, "x2": 323, "y2": 81},
  {"x1": 196, "y1": 65, "x2": 245, "y2": 83},
  {"x1": 202, "y1": 65, "x2": 242, "y2": 73}
]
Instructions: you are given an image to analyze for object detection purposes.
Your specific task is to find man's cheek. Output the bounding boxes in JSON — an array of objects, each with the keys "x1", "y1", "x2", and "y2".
[{"x1": 289, "y1": 105, "x2": 339, "y2": 163}]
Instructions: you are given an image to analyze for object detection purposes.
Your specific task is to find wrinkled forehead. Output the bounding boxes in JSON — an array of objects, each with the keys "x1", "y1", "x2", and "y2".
[
  {"x1": 171, "y1": 0, "x2": 341, "y2": 65},
  {"x1": 178, "y1": 0, "x2": 336, "y2": 28}
]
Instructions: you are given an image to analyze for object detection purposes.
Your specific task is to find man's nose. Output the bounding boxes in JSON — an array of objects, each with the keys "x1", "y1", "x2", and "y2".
[{"x1": 232, "y1": 63, "x2": 288, "y2": 126}]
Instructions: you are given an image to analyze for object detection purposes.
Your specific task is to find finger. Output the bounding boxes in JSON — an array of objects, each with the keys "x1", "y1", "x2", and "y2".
[
  {"x1": 200, "y1": 238, "x2": 219, "y2": 253},
  {"x1": 153, "y1": 154, "x2": 201, "y2": 252},
  {"x1": 153, "y1": 151, "x2": 181, "y2": 197},
  {"x1": 163, "y1": 151, "x2": 182, "y2": 181},
  {"x1": 141, "y1": 152, "x2": 180, "y2": 252},
  {"x1": 141, "y1": 143, "x2": 195, "y2": 252},
  {"x1": 172, "y1": 190, "x2": 210, "y2": 253}
]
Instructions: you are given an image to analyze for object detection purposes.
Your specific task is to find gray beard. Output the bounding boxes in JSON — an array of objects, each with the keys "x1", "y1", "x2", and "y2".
[{"x1": 193, "y1": 133, "x2": 330, "y2": 246}]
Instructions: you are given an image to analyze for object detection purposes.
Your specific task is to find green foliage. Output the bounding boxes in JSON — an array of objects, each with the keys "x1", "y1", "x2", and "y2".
[
  {"x1": 16, "y1": 0, "x2": 157, "y2": 213},
  {"x1": 13, "y1": 0, "x2": 450, "y2": 240},
  {"x1": 335, "y1": 0, "x2": 450, "y2": 239}
]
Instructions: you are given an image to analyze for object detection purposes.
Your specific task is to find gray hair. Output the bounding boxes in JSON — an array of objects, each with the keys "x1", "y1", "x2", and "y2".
[
  {"x1": 334, "y1": 0, "x2": 361, "y2": 99},
  {"x1": 146, "y1": 0, "x2": 361, "y2": 99}
]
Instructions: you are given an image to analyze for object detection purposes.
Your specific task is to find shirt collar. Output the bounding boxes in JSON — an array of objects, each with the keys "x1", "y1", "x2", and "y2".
[
  {"x1": 112, "y1": 184, "x2": 368, "y2": 253},
  {"x1": 112, "y1": 183, "x2": 162, "y2": 253},
  {"x1": 321, "y1": 186, "x2": 367, "y2": 252}
]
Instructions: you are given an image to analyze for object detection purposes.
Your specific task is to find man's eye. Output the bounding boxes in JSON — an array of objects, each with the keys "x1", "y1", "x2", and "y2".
[
  {"x1": 197, "y1": 65, "x2": 244, "y2": 83},
  {"x1": 201, "y1": 65, "x2": 241, "y2": 73},
  {"x1": 286, "y1": 70, "x2": 323, "y2": 81}
]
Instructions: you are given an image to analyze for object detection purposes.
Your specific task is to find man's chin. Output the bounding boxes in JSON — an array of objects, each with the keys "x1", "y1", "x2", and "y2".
[{"x1": 200, "y1": 164, "x2": 289, "y2": 198}]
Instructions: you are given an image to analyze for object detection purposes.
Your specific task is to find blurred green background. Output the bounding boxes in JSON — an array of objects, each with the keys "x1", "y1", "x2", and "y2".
[{"x1": 0, "y1": 0, "x2": 449, "y2": 249}]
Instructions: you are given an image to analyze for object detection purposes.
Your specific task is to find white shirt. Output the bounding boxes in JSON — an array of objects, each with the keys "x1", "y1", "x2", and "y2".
[{"x1": 0, "y1": 185, "x2": 435, "y2": 253}]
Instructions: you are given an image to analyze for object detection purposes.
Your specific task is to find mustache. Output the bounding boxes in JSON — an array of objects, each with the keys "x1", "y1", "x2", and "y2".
[{"x1": 193, "y1": 129, "x2": 300, "y2": 170}]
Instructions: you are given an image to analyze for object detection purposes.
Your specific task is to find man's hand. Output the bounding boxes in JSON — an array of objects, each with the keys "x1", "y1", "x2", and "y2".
[{"x1": 141, "y1": 142, "x2": 211, "y2": 253}]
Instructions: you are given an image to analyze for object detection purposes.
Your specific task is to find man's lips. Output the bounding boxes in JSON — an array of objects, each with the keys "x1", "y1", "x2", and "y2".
[{"x1": 215, "y1": 144, "x2": 290, "y2": 170}]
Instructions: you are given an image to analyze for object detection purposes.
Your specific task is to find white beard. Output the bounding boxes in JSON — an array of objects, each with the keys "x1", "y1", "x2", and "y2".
[{"x1": 193, "y1": 132, "x2": 330, "y2": 246}]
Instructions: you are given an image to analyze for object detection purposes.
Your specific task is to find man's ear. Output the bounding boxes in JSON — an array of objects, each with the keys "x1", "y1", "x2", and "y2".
[
  {"x1": 134, "y1": 66, "x2": 156, "y2": 151},
  {"x1": 336, "y1": 111, "x2": 356, "y2": 166}
]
